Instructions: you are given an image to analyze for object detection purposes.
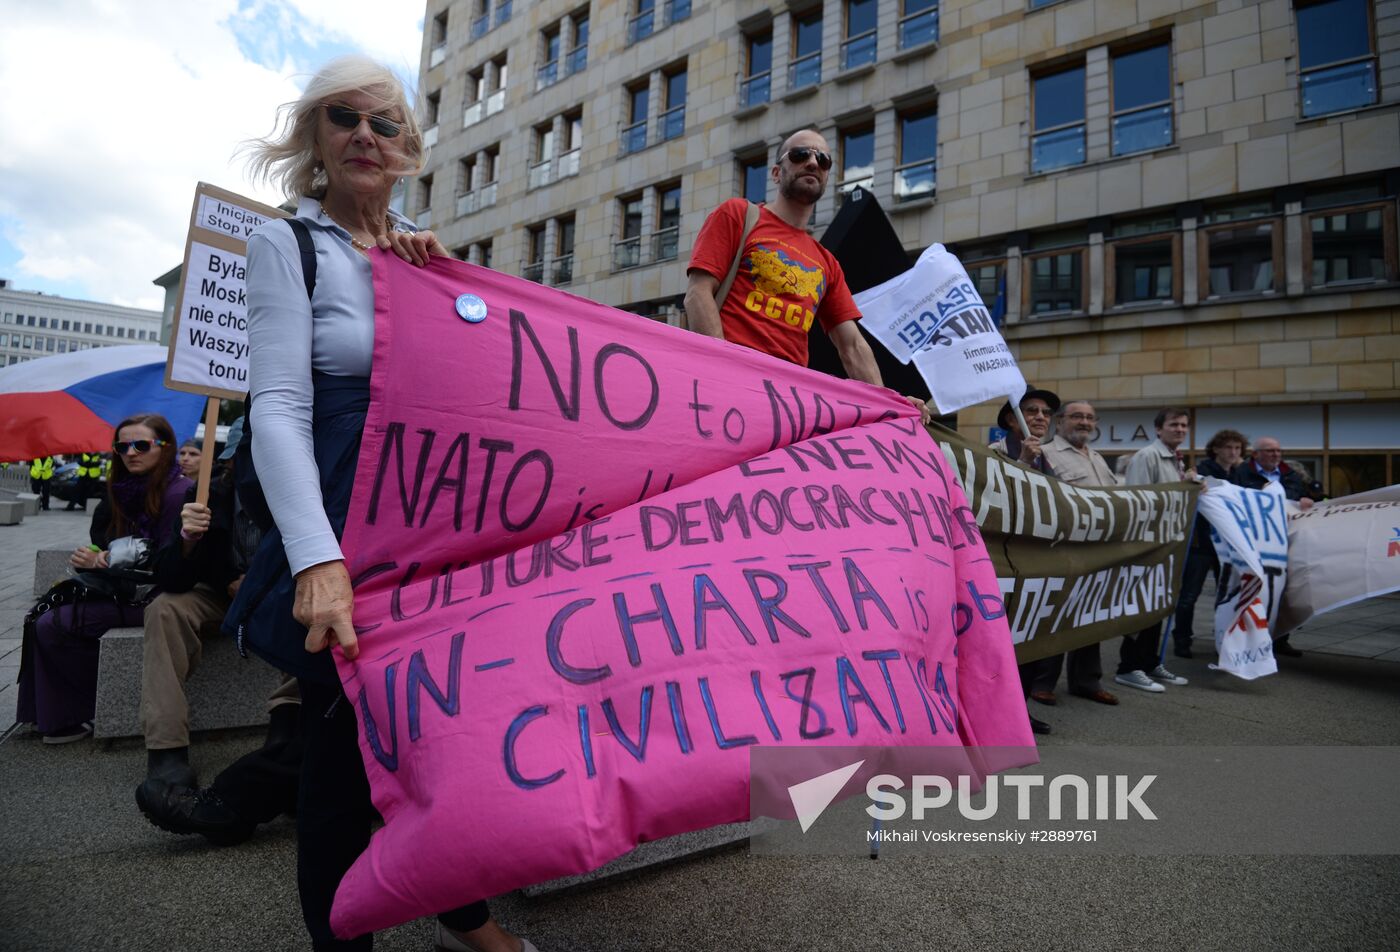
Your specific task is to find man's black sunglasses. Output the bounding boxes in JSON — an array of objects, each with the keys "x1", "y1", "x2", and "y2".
[
  {"x1": 113, "y1": 439, "x2": 167, "y2": 455},
  {"x1": 780, "y1": 147, "x2": 833, "y2": 171},
  {"x1": 323, "y1": 103, "x2": 403, "y2": 139}
]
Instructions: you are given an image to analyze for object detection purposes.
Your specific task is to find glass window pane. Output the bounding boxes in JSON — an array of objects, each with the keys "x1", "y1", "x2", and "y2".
[
  {"x1": 1206, "y1": 223, "x2": 1275, "y2": 295},
  {"x1": 1297, "y1": 0, "x2": 1372, "y2": 68},
  {"x1": 667, "y1": 71, "x2": 687, "y2": 106},
  {"x1": 575, "y1": 17, "x2": 589, "y2": 46},
  {"x1": 795, "y1": 14, "x2": 823, "y2": 57},
  {"x1": 900, "y1": 111, "x2": 937, "y2": 163},
  {"x1": 1114, "y1": 239, "x2": 1174, "y2": 304},
  {"x1": 904, "y1": 0, "x2": 937, "y2": 12},
  {"x1": 1034, "y1": 67, "x2": 1085, "y2": 129},
  {"x1": 843, "y1": 128, "x2": 874, "y2": 180},
  {"x1": 559, "y1": 219, "x2": 575, "y2": 255},
  {"x1": 1301, "y1": 60, "x2": 1376, "y2": 117},
  {"x1": 847, "y1": 0, "x2": 877, "y2": 36},
  {"x1": 546, "y1": 32, "x2": 561, "y2": 61},
  {"x1": 743, "y1": 161, "x2": 768, "y2": 203},
  {"x1": 749, "y1": 34, "x2": 772, "y2": 75},
  {"x1": 1112, "y1": 44, "x2": 1170, "y2": 111},
  {"x1": 1029, "y1": 252, "x2": 1082, "y2": 314},
  {"x1": 1310, "y1": 209, "x2": 1386, "y2": 285},
  {"x1": 1031, "y1": 124, "x2": 1085, "y2": 172},
  {"x1": 630, "y1": 87, "x2": 649, "y2": 122},
  {"x1": 623, "y1": 198, "x2": 643, "y2": 238},
  {"x1": 1112, "y1": 104, "x2": 1172, "y2": 155}
]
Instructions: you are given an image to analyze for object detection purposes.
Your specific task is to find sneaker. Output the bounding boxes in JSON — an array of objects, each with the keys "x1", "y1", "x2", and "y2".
[
  {"x1": 1149, "y1": 665, "x2": 1189, "y2": 686},
  {"x1": 42, "y1": 721, "x2": 93, "y2": 744},
  {"x1": 135, "y1": 784, "x2": 255, "y2": 847},
  {"x1": 434, "y1": 923, "x2": 540, "y2": 952},
  {"x1": 1113, "y1": 670, "x2": 1166, "y2": 693}
]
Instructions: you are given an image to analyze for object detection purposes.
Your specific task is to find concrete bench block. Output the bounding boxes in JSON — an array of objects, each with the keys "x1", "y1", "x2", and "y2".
[
  {"x1": 521, "y1": 823, "x2": 750, "y2": 896},
  {"x1": 93, "y1": 626, "x2": 284, "y2": 739},
  {"x1": 0, "y1": 500, "x2": 22, "y2": 525},
  {"x1": 15, "y1": 493, "x2": 42, "y2": 516},
  {"x1": 34, "y1": 548, "x2": 73, "y2": 596}
]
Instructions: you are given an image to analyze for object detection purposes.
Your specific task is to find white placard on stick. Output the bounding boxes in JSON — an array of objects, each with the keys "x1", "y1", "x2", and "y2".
[{"x1": 165, "y1": 182, "x2": 287, "y2": 401}]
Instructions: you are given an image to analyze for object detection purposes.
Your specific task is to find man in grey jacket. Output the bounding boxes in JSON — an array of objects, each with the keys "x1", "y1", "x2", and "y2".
[{"x1": 1115, "y1": 408, "x2": 1192, "y2": 693}]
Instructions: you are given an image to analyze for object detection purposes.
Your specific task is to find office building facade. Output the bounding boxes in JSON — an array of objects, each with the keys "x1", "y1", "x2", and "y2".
[
  {"x1": 0, "y1": 280, "x2": 163, "y2": 366},
  {"x1": 416, "y1": 0, "x2": 1400, "y2": 493}
]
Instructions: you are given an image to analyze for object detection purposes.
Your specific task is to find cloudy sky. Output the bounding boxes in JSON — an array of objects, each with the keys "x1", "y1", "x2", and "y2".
[{"x1": 0, "y1": 0, "x2": 424, "y2": 309}]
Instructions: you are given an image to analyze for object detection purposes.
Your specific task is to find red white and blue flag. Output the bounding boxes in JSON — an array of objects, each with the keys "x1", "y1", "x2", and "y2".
[{"x1": 0, "y1": 345, "x2": 205, "y2": 462}]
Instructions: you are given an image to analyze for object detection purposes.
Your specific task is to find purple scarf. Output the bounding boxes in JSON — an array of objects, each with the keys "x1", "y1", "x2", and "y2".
[{"x1": 110, "y1": 461, "x2": 181, "y2": 540}]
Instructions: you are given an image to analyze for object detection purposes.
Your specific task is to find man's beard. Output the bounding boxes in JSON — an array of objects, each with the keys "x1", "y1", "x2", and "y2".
[
  {"x1": 1064, "y1": 429, "x2": 1091, "y2": 448},
  {"x1": 780, "y1": 171, "x2": 823, "y2": 204}
]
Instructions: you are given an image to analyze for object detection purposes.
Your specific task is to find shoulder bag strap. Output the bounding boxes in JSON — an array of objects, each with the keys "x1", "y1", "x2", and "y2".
[
  {"x1": 285, "y1": 218, "x2": 317, "y2": 300},
  {"x1": 714, "y1": 201, "x2": 761, "y2": 310}
]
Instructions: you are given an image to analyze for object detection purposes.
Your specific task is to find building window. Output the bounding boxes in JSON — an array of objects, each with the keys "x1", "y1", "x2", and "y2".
[
  {"x1": 465, "y1": 68, "x2": 486, "y2": 125},
  {"x1": 741, "y1": 31, "x2": 773, "y2": 108},
  {"x1": 495, "y1": 0, "x2": 512, "y2": 28},
  {"x1": 896, "y1": 108, "x2": 937, "y2": 202},
  {"x1": 38, "y1": 317, "x2": 47, "y2": 328},
  {"x1": 621, "y1": 83, "x2": 649, "y2": 154},
  {"x1": 529, "y1": 124, "x2": 555, "y2": 190},
  {"x1": 838, "y1": 125, "x2": 874, "y2": 201},
  {"x1": 1296, "y1": 0, "x2": 1377, "y2": 117},
  {"x1": 667, "y1": 0, "x2": 693, "y2": 27},
  {"x1": 61, "y1": 319, "x2": 70, "y2": 330},
  {"x1": 1024, "y1": 231, "x2": 1087, "y2": 315},
  {"x1": 457, "y1": 148, "x2": 500, "y2": 215},
  {"x1": 655, "y1": 183, "x2": 682, "y2": 261},
  {"x1": 424, "y1": 90, "x2": 441, "y2": 147},
  {"x1": 790, "y1": 10, "x2": 823, "y2": 90},
  {"x1": 739, "y1": 154, "x2": 768, "y2": 203},
  {"x1": 416, "y1": 174, "x2": 433, "y2": 229},
  {"x1": 1031, "y1": 65, "x2": 1086, "y2": 173},
  {"x1": 629, "y1": 0, "x2": 657, "y2": 44},
  {"x1": 958, "y1": 244, "x2": 1006, "y2": 318},
  {"x1": 430, "y1": 12, "x2": 448, "y2": 67},
  {"x1": 555, "y1": 216, "x2": 576, "y2": 285},
  {"x1": 842, "y1": 0, "x2": 878, "y2": 70},
  {"x1": 559, "y1": 110, "x2": 583, "y2": 179},
  {"x1": 1304, "y1": 203, "x2": 1396, "y2": 287},
  {"x1": 480, "y1": 239, "x2": 494, "y2": 270},
  {"x1": 659, "y1": 66, "x2": 687, "y2": 142},
  {"x1": 899, "y1": 0, "x2": 939, "y2": 50},
  {"x1": 83, "y1": 322, "x2": 91, "y2": 333},
  {"x1": 1111, "y1": 42, "x2": 1172, "y2": 156},
  {"x1": 488, "y1": 55, "x2": 508, "y2": 116},
  {"x1": 1199, "y1": 202, "x2": 1280, "y2": 298},
  {"x1": 569, "y1": 11, "x2": 590, "y2": 75},
  {"x1": 538, "y1": 26, "x2": 563, "y2": 90},
  {"x1": 1107, "y1": 216, "x2": 1179, "y2": 306},
  {"x1": 615, "y1": 194, "x2": 644, "y2": 270},
  {"x1": 471, "y1": 0, "x2": 490, "y2": 39},
  {"x1": 524, "y1": 225, "x2": 547, "y2": 283}
]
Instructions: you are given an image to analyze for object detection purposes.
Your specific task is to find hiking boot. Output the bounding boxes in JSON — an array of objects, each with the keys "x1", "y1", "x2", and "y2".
[
  {"x1": 145, "y1": 747, "x2": 197, "y2": 790},
  {"x1": 1113, "y1": 670, "x2": 1165, "y2": 693},
  {"x1": 135, "y1": 784, "x2": 255, "y2": 847}
]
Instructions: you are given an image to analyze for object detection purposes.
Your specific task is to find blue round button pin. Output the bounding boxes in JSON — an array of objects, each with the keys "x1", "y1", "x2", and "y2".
[{"x1": 455, "y1": 293, "x2": 487, "y2": 323}]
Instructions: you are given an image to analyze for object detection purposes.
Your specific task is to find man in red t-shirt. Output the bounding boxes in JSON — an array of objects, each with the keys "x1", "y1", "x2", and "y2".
[{"x1": 686, "y1": 129, "x2": 885, "y2": 381}]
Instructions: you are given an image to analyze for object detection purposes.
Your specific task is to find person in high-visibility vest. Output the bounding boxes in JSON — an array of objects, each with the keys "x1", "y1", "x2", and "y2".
[
  {"x1": 28, "y1": 456, "x2": 53, "y2": 510},
  {"x1": 67, "y1": 452, "x2": 103, "y2": 511}
]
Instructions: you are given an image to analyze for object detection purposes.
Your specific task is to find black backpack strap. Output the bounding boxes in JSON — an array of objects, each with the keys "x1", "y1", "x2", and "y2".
[{"x1": 285, "y1": 218, "x2": 317, "y2": 300}]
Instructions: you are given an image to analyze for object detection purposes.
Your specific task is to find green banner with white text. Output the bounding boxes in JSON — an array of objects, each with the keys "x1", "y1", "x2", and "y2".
[{"x1": 930, "y1": 425, "x2": 1200, "y2": 664}]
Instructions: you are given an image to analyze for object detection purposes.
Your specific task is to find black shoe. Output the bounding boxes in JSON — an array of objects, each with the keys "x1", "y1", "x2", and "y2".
[
  {"x1": 1030, "y1": 715, "x2": 1051, "y2": 735},
  {"x1": 1274, "y1": 639, "x2": 1303, "y2": 658},
  {"x1": 1174, "y1": 644, "x2": 1194, "y2": 659},
  {"x1": 145, "y1": 747, "x2": 197, "y2": 790},
  {"x1": 135, "y1": 784, "x2": 255, "y2": 846}
]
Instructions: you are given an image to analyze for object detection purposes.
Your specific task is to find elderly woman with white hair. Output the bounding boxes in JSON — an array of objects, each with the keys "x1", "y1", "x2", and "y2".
[{"x1": 227, "y1": 55, "x2": 536, "y2": 952}]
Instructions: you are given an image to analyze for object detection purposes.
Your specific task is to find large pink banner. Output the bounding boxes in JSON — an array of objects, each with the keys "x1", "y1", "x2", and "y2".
[{"x1": 330, "y1": 254, "x2": 1034, "y2": 937}]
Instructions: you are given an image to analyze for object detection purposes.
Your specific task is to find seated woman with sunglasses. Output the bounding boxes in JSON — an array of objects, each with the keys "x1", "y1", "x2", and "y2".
[
  {"x1": 17, "y1": 414, "x2": 191, "y2": 744},
  {"x1": 234, "y1": 55, "x2": 535, "y2": 952}
]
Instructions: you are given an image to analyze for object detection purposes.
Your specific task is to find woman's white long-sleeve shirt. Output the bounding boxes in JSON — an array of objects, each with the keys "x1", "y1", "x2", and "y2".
[{"x1": 243, "y1": 195, "x2": 412, "y2": 576}]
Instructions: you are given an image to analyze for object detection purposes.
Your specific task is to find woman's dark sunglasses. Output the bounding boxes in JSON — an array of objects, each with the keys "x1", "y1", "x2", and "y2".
[
  {"x1": 113, "y1": 439, "x2": 167, "y2": 455},
  {"x1": 780, "y1": 147, "x2": 833, "y2": 171},
  {"x1": 323, "y1": 103, "x2": 403, "y2": 139}
]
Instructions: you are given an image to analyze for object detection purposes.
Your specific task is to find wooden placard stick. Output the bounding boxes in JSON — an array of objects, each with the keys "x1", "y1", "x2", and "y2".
[{"x1": 195, "y1": 396, "x2": 220, "y2": 505}]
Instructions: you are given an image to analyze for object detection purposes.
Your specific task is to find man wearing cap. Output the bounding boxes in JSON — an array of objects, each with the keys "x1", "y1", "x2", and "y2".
[
  {"x1": 1022, "y1": 399, "x2": 1122, "y2": 710},
  {"x1": 988, "y1": 387, "x2": 1062, "y2": 735}
]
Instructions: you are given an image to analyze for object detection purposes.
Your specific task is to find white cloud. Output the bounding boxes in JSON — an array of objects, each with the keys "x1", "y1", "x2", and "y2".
[{"x1": 0, "y1": 0, "x2": 423, "y2": 309}]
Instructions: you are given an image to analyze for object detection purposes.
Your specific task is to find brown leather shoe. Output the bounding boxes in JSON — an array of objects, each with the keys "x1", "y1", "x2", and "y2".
[
  {"x1": 1029, "y1": 690, "x2": 1057, "y2": 706},
  {"x1": 1071, "y1": 688, "x2": 1119, "y2": 706}
]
